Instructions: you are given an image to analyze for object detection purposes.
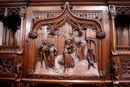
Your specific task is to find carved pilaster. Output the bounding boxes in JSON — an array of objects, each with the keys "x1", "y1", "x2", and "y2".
[
  {"x1": 19, "y1": 6, "x2": 26, "y2": 51},
  {"x1": 109, "y1": 5, "x2": 117, "y2": 52}
]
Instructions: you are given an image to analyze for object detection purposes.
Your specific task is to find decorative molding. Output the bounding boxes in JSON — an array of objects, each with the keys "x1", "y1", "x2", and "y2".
[
  {"x1": 117, "y1": 46, "x2": 130, "y2": 52},
  {"x1": 59, "y1": 82, "x2": 73, "y2": 87},
  {"x1": 93, "y1": 83, "x2": 111, "y2": 87},
  {"x1": 28, "y1": 74, "x2": 103, "y2": 80},
  {"x1": 0, "y1": 45, "x2": 19, "y2": 52},
  {"x1": 32, "y1": 10, "x2": 103, "y2": 25},
  {"x1": 24, "y1": 81, "x2": 42, "y2": 87}
]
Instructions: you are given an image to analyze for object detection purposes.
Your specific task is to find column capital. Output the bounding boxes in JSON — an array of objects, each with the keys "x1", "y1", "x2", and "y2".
[
  {"x1": 20, "y1": 6, "x2": 26, "y2": 18},
  {"x1": 109, "y1": 5, "x2": 116, "y2": 18}
]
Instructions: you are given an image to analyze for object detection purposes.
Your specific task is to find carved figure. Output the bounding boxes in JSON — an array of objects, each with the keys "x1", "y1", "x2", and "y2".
[
  {"x1": 14, "y1": 58, "x2": 22, "y2": 79},
  {"x1": 47, "y1": 43, "x2": 57, "y2": 69},
  {"x1": 61, "y1": 39, "x2": 75, "y2": 73},
  {"x1": 38, "y1": 40, "x2": 48, "y2": 68},
  {"x1": 76, "y1": 41, "x2": 86, "y2": 61},
  {"x1": 64, "y1": 38, "x2": 75, "y2": 54},
  {"x1": 63, "y1": 44, "x2": 75, "y2": 73},
  {"x1": 112, "y1": 58, "x2": 119, "y2": 83},
  {"x1": 109, "y1": 5, "x2": 116, "y2": 14},
  {"x1": 87, "y1": 48, "x2": 96, "y2": 70}
]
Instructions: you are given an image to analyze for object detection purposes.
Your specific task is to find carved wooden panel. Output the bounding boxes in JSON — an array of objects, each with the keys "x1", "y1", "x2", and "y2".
[
  {"x1": 0, "y1": 54, "x2": 15, "y2": 77},
  {"x1": 27, "y1": 2, "x2": 106, "y2": 81},
  {"x1": 120, "y1": 56, "x2": 130, "y2": 78}
]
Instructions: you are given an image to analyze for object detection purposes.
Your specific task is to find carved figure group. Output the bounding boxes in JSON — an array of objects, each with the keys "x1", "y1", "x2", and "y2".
[
  {"x1": 38, "y1": 40, "x2": 57, "y2": 69},
  {"x1": 38, "y1": 38, "x2": 97, "y2": 73}
]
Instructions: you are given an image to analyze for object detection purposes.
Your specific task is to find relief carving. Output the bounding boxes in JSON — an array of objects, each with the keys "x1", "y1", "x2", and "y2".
[
  {"x1": 14, "y1": 58, "x2": 22, "y2": 79},
  {"x1": 28, "y1": 2, "x2": 106, "y2": 78},
  {"x1": 121, "y1": 60, "x2": 130, "y2": 75},
  {"x1": 112, "y1": 58, "x2": 119, "y2": 84},
  {"x1": 35, "y1": 36, "x2": 99, "y2": 76}
]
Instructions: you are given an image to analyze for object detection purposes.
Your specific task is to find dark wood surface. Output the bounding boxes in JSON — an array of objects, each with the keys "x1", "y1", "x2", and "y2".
[{"x1": 0, "y1": 1, "x2": 130, "y2": 87}]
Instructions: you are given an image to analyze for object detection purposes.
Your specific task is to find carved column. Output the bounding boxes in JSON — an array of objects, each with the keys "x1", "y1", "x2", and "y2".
[
  {"x1": 109, "y1": 5, "x2": 117, "y2": 52},
  {"x1": 19, "y1": 6, "x2": 26, "y2": 51},
  {"x1": 2, "y1": 8, "x2": 7, "y2": 45}
]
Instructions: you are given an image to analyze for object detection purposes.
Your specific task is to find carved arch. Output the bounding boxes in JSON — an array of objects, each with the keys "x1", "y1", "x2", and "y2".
[{"x1": 29, "y1": 2, "x2": 105, "y2": 38}]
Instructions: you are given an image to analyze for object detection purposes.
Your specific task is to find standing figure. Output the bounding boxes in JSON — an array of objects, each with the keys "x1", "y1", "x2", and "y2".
[
  {"x1": 62, "y1": 39, "x2": 75, "y2": 73},
  {"x1": 87, "y1": 48, "x2": 97, "y2": 70},
  {"x1": 76, "y1": 41, "x2": 86, "y2": 61},
  {"x1": 47, "y1": 43, "x2": 57, "y2": 69},
  {"x1": 38, "y1": 40, "x2": 48, "y2": 68}
]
